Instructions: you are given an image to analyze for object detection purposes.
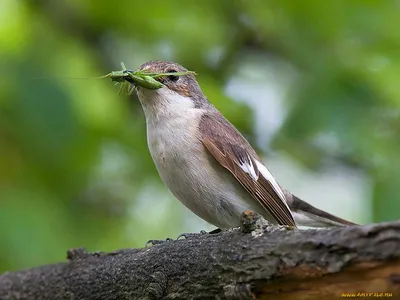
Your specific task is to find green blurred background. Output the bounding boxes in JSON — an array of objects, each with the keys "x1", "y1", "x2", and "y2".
[{"x1": 1, "y1": 0, "x2": 399, "y2": 273}]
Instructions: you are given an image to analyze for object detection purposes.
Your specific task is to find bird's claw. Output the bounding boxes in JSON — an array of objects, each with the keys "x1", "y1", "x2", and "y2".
[
  {"x1": 145, "y1": 238, "x2": 174, "y2": 247},
  {"x1": 208, "y1": 228, "x2": 222, "y2": 234},
  {"x1": 146, "y1": 229, "x2": 222, "y2": 246},
  {"x1": 282, "y1": 225, "x2": 296, "y2": 231},
  {"x1": 177, "y1": 229, "x2": 221, "y2": 240},
  {"x1": 176, "y1": 232, "x2": 203, "y2": 240}
]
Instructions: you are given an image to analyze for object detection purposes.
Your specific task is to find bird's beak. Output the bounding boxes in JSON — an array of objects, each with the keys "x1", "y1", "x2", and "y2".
[{"x1": 106, "y1": 62, "x2": 196, "y2": 92}]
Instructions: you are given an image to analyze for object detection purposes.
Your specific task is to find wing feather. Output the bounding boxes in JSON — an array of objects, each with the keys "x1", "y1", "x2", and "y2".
[{"x1": 201, "y1": 117, "x2": 296, "y2": 227}]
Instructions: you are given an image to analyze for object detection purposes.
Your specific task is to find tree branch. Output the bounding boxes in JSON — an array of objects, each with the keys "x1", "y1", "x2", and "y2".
[{"x1": 1, "y1": 216, "x2": 400, "y2": 300}]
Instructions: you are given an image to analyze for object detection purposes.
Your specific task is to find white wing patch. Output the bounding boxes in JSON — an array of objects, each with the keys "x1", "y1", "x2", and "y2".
[
  {"x1": 254, "y1": 160, "x2": 290, "y2": 208},
  {"x1": 237, "y1": 155, "x2": 259, "y2": 181},
  {"x1": 236, "y1": 156, "x2": 291, "y2": 213}
]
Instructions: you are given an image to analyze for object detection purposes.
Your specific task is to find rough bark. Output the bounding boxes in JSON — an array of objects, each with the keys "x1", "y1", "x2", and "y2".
[{"x1": 1, "y1": 217, "x2": 400, "y2": 300}]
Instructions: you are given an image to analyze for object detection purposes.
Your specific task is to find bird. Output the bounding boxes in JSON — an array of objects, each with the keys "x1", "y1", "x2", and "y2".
[{"x1": 130, "y1": 60, "x2": 357, "y2": 230}]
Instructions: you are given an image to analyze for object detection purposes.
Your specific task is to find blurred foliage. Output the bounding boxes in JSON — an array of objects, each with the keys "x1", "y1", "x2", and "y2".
[{"x1": 0, "y1": 0, "x2": 399, "y2": 272}]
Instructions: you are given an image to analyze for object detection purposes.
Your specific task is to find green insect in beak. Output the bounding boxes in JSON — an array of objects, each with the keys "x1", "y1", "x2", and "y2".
[{"x1": 102, "y1": 62, "x2": 196, "y2": 95}]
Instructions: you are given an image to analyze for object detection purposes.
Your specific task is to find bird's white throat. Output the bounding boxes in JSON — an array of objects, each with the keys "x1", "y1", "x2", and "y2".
[{"x1": 137, "y1": 86, "x2": 195, "y2": 123}]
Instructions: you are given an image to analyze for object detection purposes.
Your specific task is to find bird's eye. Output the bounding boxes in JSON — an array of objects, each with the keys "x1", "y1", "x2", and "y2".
[{"x1": 166, "y1": 69, "x2": 179, "y2": 82}]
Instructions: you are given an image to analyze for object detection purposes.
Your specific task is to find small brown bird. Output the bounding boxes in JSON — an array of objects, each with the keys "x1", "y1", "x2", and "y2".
[{"x1": 132, "y1": 60, "x2": 357, "y2": 229}]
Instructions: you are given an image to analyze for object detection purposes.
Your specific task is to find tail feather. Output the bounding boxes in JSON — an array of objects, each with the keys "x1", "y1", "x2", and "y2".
[{"x1": 290, "y1": 195, "x2": 358, "y2": 227}]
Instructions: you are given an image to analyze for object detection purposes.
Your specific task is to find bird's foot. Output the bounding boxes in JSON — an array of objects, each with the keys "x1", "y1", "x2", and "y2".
[
  {"x1": 177, "y1": 228, "x2": 222, "y2": 240},
  {"x1": 177, "y1": 230, "x2": 207, "y2": 240},
  {"x1": 145, "y1": 237, "x2": 174, "y2": 247},
  {"x1": 281, "y1": 225, "x2": 296, "y2": 231},
  {"x1": 146, "y1": 228, "x2": 223, "y2": 246}
]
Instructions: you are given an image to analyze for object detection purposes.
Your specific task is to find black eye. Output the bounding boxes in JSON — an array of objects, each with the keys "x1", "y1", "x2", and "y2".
[{"x1": 167, "y1": 69, "x2": 179, "y2": 82}]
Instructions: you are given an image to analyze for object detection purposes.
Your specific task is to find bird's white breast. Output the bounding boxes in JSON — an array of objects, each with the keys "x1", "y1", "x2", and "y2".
[{"x1": 138, "y1": 88, "x2": 262, "y2": 228}]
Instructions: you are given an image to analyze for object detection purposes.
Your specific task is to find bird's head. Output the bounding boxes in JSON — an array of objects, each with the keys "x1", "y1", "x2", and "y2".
[{"x1": 135, "y1": 61, "x2": 210, "y2": 117}]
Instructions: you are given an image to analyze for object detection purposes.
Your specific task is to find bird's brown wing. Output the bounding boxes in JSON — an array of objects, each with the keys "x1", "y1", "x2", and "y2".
[{"x1": 199, "y1": 112, "x2": 296, "y2": 227}]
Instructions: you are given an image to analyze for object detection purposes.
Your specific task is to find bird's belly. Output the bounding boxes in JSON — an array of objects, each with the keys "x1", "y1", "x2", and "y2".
[{"x1": 147, "y1": 120, "x2": 269, "y2": 229}]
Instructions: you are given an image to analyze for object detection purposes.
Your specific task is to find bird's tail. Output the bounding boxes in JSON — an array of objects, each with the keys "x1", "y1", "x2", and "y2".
[{"x1": 289, "y1": 195, "x2": 358, "y2": 227}]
